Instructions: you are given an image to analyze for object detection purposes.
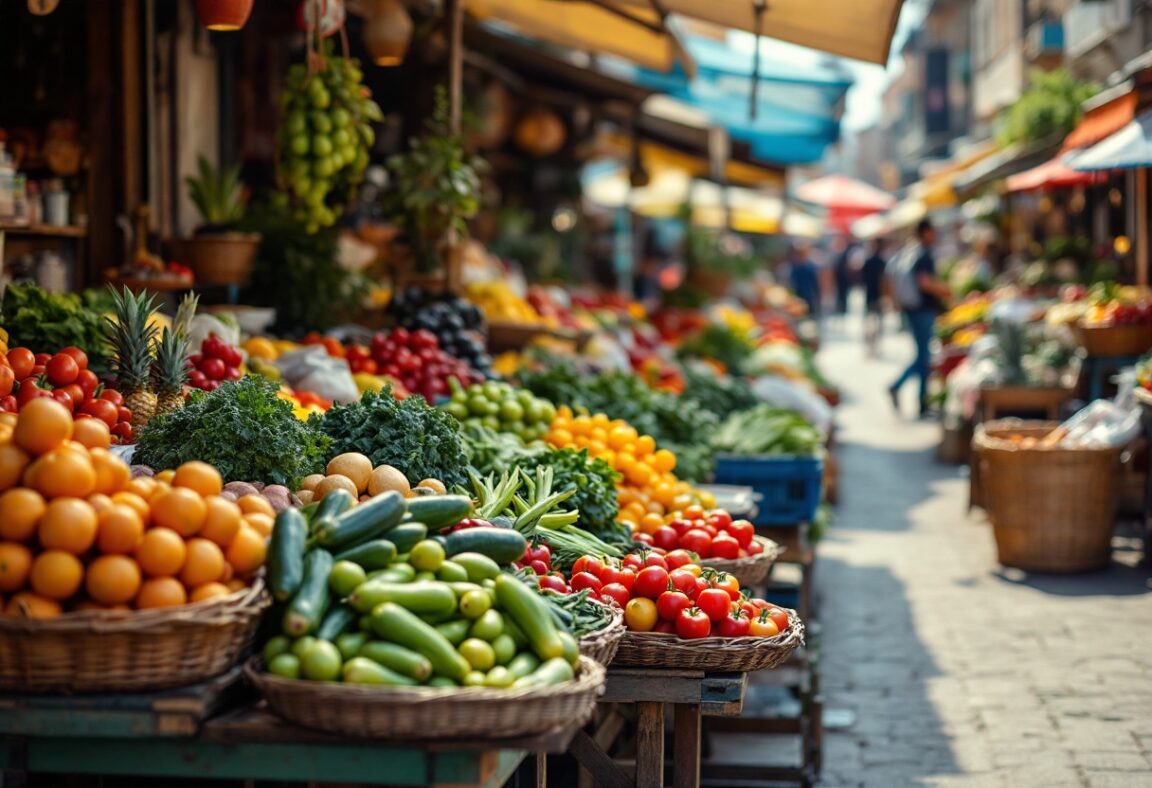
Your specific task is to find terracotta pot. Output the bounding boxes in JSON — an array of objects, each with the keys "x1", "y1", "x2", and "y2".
[
  {"x1": 196, "y1": 0, "x2": 253, "y2": 31},
  {"x1": 168, "y1": 233, "x2": 261, "y2": 286}
]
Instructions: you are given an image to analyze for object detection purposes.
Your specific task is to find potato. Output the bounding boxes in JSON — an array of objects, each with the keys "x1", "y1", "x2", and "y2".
[
  {"x1": 300, "y1": 474, "x2": 326, "y2": 492},
  {"x1": 327, "y1": 453, "x2": 373, "y2": 493},
  {"x1": 296, "y1": 490, "x2": 315, "y2": 506},
  {"x1": 262, "y1": 489, "x2": 291, "y2": 513},
  {"x1": 368, "y1": 465, "x2": 411, "y2": 497},
  {"x1": 315, "y1": 474, "x2": 359, "y2": 502},
  {"x1": 224, "y1": 481, "x2": 260, "y2": 499}
]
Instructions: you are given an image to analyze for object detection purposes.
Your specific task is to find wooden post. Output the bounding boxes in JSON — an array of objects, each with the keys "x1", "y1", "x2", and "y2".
[
  {"x1": 634, "y1": 702, "x2": 665, "y2": 788},
  {"x1": 1138, "y1": 167, "x2": 1149, "y2": 287},
  {"x1": 446, "y1": 0, "x2": 464, "y2": 135},
  {"x1": 671, "y1": 704, "x2": 701, "y2": 788}
]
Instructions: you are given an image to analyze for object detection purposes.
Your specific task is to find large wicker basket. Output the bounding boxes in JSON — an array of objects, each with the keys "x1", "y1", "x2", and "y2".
[
  {"x1": 700, "y1": 536, "x2": 783, "y2": 588},
  {"x1": 579, "y1": 605, "x2": 625, "y2": 665},
  {"x1": 246, "y1": 655, "x2": 606, "y2": 739},
  {"x1": 1072, "y1": 323, "x2": 1152, "y2": 357},
  {"x1": 974, "y1": 421, "x2": 1121, "y2": 572},
  {"x1": 612, "y1": 609, "x2": 804, "y2": 672},
  {"x1": 0, "y1": 580, "x2": 269, "y2": 693}
]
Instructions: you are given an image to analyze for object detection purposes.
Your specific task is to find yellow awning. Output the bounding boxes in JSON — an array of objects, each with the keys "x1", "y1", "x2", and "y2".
[
  {"x1": 910, "y1": 141, "x2": 1001, "y2": 208},
  {"x1": 599, "y1": 132, "x2": 785, "y2": 189}
]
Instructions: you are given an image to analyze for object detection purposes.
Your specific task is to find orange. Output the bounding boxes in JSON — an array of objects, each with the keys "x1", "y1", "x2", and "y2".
[
  {"x1": 126, "y1": 476, "x2": 157, "y2": 501},
  {"x1": 110, "y1": 491, "x2": 151, "y2": 526},
  {"x1": 224, "y1": 525, "x2": 266, "y2": 576},
  {"x1": 0, "y1": 488, "x2": 46, "y2": 541},
  {"x1": 189, "y1": 582, "x2": 231, "y2": 603},
  {"x1": 153, "y1": 469, "x2": 176, "y2": 484},
  {"x1": 135, "y1": 527, "x2": 187, "y2": 577},
  {"x1": 590, "y1": 427, "x2": 608, "y2": 444},
  {"x1": 639, "y1": 512, "x2": 665, "y2": 536},
  {"x1": 0, "y1": 443, "x2": 31, "y2": 491},
  {"x1": 91, "y1": 449, "x2": 132, "y2": 496},
  {"x1": 236, "y1": 494, "x2": 275, "y2": 518},
  {"x1": 4, "y1": 591, "x2": 62, "y2": 618},
  {"x1": 652, "y1": 482, "x2": 676, "y2": 509},
  {"x1": 96, "y1": 504, "x2": 145, "y2": 555},
  {"x1": 0, "y1": 542, "x2": 33, "y2": 592},
  {"x1": 548, "y1": 429, "x2": 574, "y2": 447},
  {"x1": 71, "y1": 418, "x2": 111, "y2": 450},
  {"x1": 172, "y1": 461, "x2": 223, "y2": 497},
  {"x1": 29, "y1": 550, "x2": 84, "y2": 600},
  {"x1": 243, "y1": 512, "x2": 274, "y2": 539},
  {"x1": 225, "y1": 578, "x2": 247, "y2": 593},
  {"x1": 147, "y1": 481, "x2": 172, "y2": 502},
  {"x1": 626, "y1": 463, "x2": 653, "y2": 488},
  {"x1": 12, "y1": 398, "x2": 73, "y2": 456},
  {"x1": 179, "y1": 538, "x2": 225, "y2": 588},
  {"x1": 651, "y1": 449, "x2": 676, "y2": 474},
  {"x1": 199, "y1": 496, "x2": 242, "y2": 548},
  {"x1": 150, "y1": 487, "x2": 207, "y2": 537},
  {"x1": 39, "y1": 497, "x2": 98, "y2": 555},
  {"x1": 87, "y1": 492, "x2": 114, "y2": 512},
  {"x1": 0, "y1": 412, "x2": 16, "y2": 428},
  {"x1": 71, "y1": 599, "x2": 104, "y2": 612},
  {"x1": 135, "y1": 576, "x2": 187, "y2": 609},
  {"x1": 85, "y1": 554, "x2": 142, "y2": 605},
  {"x1": 636, "y1": 435, "x2": 656, "y2": 456},
  {"x1": 31, "y1": 448, "x2": 97, "y2": 499},
  {"x1": 607, "y1": 426, "x2": 633, "y2": 450}
]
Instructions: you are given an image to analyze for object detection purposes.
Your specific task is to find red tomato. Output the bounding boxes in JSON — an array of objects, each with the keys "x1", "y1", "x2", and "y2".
[
  {"x1": 680, "y1": 528, "x2": 713, "y2": 558},
  {"x1": 222, "y1": 345, "x2": 243, "y2": 369},
  {"x1": 224, "y1": 366, "x2": 243, "y2": 381},
  {"x1": 746, "y1": 539, "x2": 764, "y2": 556},
  {"x1": 7, "y1": 348, "x2": 34, "y2": 380},
  {"x1": 33, "y1": 353, "x2": 51, "y2": 366},
  {"x1": 615, "y1": 568, "x2": 636, "y2": 593},
  {"x1": 0, "y1": 395, "x2": 16, "y2": 412},
  {"x1": 676, "y1": 607, "x2": 711, "y2": 639},
  {"x1": 643, "y1": 553, "x2": 668, "y2": 571},
  {"x1": 118, "y1": 407, "x2": 132, "y2": 423},
  {"x1": 632, "y1": 533, "x2": 654, "y2": 546},
  {"x1": 669, "y1": 569, "x2": 698, "y2": 596},
  {"x1": 664, "y1": 549, "x2": 696, "y2": 570},
  {"x1": 411, "y1": 330, "x2": 438, "y2": 350},
  {"x1": 633, "y1": 566, "x2": 670, "y2": 600},
  {"x1": 59, "y1": 347, "x2": 88, "y2": 370},
  {"x1": 600, "y1": 583, "x2": 631, "y2": 608},
  {"x1": 654, "y1": 620, "x2": 677, "y2": 634},
  {"x1": 201, "y1": 333, "x2": 226, "y2": 360},
  {"x1": 708, "y1": 510, "x2": 733, "y2": 530},
  {"x1": 696, "y1": 588, "x2": 731, "y2": 622},
  {"x1": 727, "y1": 519, "x2": 755, "y2": 548},
  {"x1": 346, "y1": 344, "x2": 369, "y2": 362},
  {"x1": 749, "y1": 611, "x2": 780, "y2": 637},
  {"x1": 188, "y1": 370, "x2": 208, "y2": 389},
  {"x1": 527, "y1": 544, "x2": 551, "y2": 567},
  {"x1": 538, "y1": 575, "x2": 569, "y2": 594},
  {"x1": 60, "y1": 383, "x2": 83, "y2": 408},
  {"x1": 652, "y1": 525, "x2": 679, "y2": 552},
  {"x1": 712, "y1": 573, "x2": 742, "y2": 601},
  {"x1": 571, "y1": 572, "x2": 603, "y2": 594},
  {"x1": 657, "y1": 590, "x2": 691, "y2": 622},
  {"x1": 711, "y1": 533, "x2": 741, "y2": 560},
  {"x1": 683, "y1": 505, "x2": 704, "y2": 521},
  {"x1": 45, "y1": 354, "x2": 79, "y2": 386},
  {"x1": 765, "y1": 607, "x2": 790, "y2": 632},
  {"x1": 81, "y1": 398, "x2": 119, "y2": 427},
  {"x1": 668, "y1": 518, "x2": 690, "y2": 537},
  {"x1": 719, "y1": 611, "x2": 751, "y2": 638},
  {"x1": 624, "y1": 597, "x2": 658, "y2": 631},
  {"x1": 16, "y1": 379, "x2": 48, "y2": 406},
  {"x1": 100, "y1": 389, "x2": 125, "y2": 407},
  {"x1": 571, "y1": 556, "x2": 602, "y2": 578},
  {"x1": 112, "y1": 421, "x2": 133, "y2": 442},
  {"x1": 0, "y1": 366, "x2": 13, "y2": 397},
  {"x1": 201, "y1": 358, "x2": 226, "y2": 381},
  {"x1": 622, "y1": 554, "x2": 644, "y2": 572},
  {"x1": 528, "y1": 560, "x2": 548, "y2": 576},
  {"x1": 73, "y1": 370, "x2": 96, "y2": 400},
  {"x1": 51, "y1": 389, "x2": 73, "y2": 411}
]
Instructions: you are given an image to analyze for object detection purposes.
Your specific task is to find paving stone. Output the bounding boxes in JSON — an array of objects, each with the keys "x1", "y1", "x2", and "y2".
[{"x1": 1071, "y1": 750, "x2": 1152, "y2": 771}]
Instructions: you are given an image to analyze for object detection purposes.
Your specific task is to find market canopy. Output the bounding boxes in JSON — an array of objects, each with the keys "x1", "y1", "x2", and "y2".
[
  {"x1": 909, "y1": 140, "x2": 1001, "y2": 207},
  {"x1": 1062, "y1": 86, "x2": 1138, "y2": 151},
  {"x1": 1005, "y1": 154, "x2": 1103, "y2": 192},
  {"x1": 1073, "y1": 111, "x2": 1152, "y2": 171}
]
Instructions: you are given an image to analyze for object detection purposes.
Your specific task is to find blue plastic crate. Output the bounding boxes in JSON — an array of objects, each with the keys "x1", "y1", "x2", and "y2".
[{"x1": 713, "y1": 454, "x2": 823, "y2": 525}]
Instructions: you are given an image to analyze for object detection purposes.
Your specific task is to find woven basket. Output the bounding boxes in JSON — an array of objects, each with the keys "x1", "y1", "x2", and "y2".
[
  {"x1": 0, "y1": 580, "x2": 269, "y2": 693},
  {"x1": 247, "y1": 655, "x2": 606, "y2": 739},
  {"x1": 700, "y1": 536, "x2": 783, "y2": 588},
  {"x1": 578, "y1": 605, "x2": 625, "y2": 665},
  {"x1": 974, "y1": 420, "x2": 1121, "y2": 573},
  {"x1": 1072, "y1": 323, "x2": 1152, "y2": 357},
  {"x1": 612, "y1": 609, "x2": 804, "y2": 672}
]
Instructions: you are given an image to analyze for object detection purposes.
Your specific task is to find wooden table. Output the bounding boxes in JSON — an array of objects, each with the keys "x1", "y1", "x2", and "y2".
[
  {"x1": 0, "y1": 670, "x2": 575, "y2": 787},
  {"x1": 569, "y1": 667, "x2": 748, "y2": 788}
]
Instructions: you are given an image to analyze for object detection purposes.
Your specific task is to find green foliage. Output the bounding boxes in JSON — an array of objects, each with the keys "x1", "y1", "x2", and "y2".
[
  {"x1": 997, "y1": 69, "x2": 1098, "y2": 148},
  {"x1": 186, "y1": 156, "x2": 246, "y2": 227},
  {"x1": 680, "y1": 366, "x2": 760, "y2": 420},
  {"x1": 0, "y1": 283, "x2": 110, "y2": 370},
  {"x1": 711, "y1": 406, "x2": 822, "y2": 457},
  {"x1": 135, "y1": 376, "x2": 330, "y2": 488},
  {"x1": 684, "y1": 223, "x2": 759, "y2": 279},
  {"x1": 675, "y1": 324, "x2": 757, "y2": 374},
  {"x1": 319, "y1": 388, "x2": 471, "y2": 489}
]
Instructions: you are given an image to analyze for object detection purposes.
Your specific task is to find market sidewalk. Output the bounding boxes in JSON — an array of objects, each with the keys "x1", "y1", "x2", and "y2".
[{"x1": 814, "y1": 314, "x2": 1152, "y2": 788}]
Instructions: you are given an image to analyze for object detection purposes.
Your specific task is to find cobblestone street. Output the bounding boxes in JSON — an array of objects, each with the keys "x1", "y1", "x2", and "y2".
[{"x1": 814, "y1": 319, "x2": 1152, "y2": 787}]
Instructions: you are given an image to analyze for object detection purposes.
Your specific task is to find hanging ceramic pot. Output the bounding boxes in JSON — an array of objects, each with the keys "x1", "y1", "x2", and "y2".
[
  {"x1": 196, "y1": 0, "x2": 254, "y2": 31},
  {"x1": 363, "y1": 0, "x2": 413, "y2": 66}
]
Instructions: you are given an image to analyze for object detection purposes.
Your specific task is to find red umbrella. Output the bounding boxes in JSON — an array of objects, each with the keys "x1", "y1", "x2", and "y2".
[{"x1": 794, "y1": 174, "x2": 896, "y2": 212}]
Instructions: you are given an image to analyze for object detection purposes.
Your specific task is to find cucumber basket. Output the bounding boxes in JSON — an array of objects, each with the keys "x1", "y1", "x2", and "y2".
[{"x1": 245, "y1": 655, "x2": 605, "y2": 739}]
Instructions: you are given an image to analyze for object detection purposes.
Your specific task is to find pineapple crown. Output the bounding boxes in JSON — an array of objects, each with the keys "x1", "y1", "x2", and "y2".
[
  {"x1": 153, "y1": 326, "x2": 192, "y2": 392},
  {"x1": 107, "y1": 286, "x2": 160, "y2": 390}
]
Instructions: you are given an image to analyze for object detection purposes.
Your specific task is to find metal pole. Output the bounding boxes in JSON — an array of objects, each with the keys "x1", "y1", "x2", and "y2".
[{"x1": 1138, "y1": 167, "x2": 1149, "y2": 287}]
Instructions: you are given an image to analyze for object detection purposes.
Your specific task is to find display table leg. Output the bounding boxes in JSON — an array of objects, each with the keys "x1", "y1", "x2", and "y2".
[
  {"x1": 635, "y1": 702, "x2": 665, "y2": 788},
  {"x1": 672, "y1": 703, "x2": 701, "y2": 788}
]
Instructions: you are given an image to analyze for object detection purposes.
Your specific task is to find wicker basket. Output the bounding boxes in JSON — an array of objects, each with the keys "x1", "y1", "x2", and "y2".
[
  {"x1": 1072, "y1": 323, "x2": 1152, "y2": 357},
  {"x1": 612, "y1": 609, "x2": 804, "y2": 672},
  {"x1": 578, "y1": 605, "x2": 625, "y2": 665},
  {"x1": 974, "y1": 421, "x2": 1121, "y2": 573},
  {"x1": 246, "y1": 655, "x2": 606, "y2": 739},
  {"x1": 699, "y1": 536, "x2": 783, "y2": 587},
  {"x1": 0, "y1": 580, "x2": 269, "y2": 693},
  {"x1": 168, "y1": 233, "x2": 261, "y2": 287}
]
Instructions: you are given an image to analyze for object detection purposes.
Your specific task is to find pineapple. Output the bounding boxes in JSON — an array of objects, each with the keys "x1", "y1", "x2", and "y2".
[
  {"x1": 152, "y1": 294, "x2": 198, "y2": 416},
  {"x1": 108, "y1": 287, "x2": 160, "y2": 428}
]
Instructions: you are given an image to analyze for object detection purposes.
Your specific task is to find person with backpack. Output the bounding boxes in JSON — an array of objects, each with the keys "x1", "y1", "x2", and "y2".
[{"x1": 887, "y1": 219, "x2": 951, "y2": 417}]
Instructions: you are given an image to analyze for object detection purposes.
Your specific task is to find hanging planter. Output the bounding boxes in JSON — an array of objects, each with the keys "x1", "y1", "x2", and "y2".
[
  {"x1": 196, "y1": 0, "x2": 254, "y2": 31},
  {"x1": 363, "y1": 0, "x2": 413, "y2": 67},
  {"x1": 514, "y1": 108, "x2": 566, "y2": 157}
]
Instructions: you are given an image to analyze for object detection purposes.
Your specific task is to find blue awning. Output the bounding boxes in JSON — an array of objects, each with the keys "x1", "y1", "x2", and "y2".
[{"x1": 1073, "y1": 111, "x2": 1152, "y2": 171}]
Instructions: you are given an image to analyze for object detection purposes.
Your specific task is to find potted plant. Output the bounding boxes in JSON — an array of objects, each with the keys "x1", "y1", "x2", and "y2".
[
  {"x1": 168, "y1": 156, "x2": 261, "y2": 286},
  {"x1": 384, "y1": 89, "x2": 484, "y2": 289},
  {"x1": 683, "y1": 223, "x2": 760, "y2": 297}
]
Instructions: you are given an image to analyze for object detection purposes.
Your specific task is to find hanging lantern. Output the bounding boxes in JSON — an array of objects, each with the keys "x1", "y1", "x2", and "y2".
[
  {"x1": 363, "y1": 0, "x2": 413, "y2": 67},
  {"x1": 515, "y1": 108, "x2": 566, "y2": 158},
  {"x1": 196, "y1": 0, "x2": 254, "y2": 31}
]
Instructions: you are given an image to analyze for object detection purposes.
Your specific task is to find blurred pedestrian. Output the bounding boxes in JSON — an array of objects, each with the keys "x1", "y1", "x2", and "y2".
[
  {"x1": 888, "y1": 219, "x2": 951, "y2": 417},
  {"x1": 861, "y1": 237, "x2": 888, "y2": 356},
  {"x1": 832, "y1": 235, "x2": 853, "y2": 318},
  {"x1": 787, "y1": 242, "x2": 822, "y2": 319}
]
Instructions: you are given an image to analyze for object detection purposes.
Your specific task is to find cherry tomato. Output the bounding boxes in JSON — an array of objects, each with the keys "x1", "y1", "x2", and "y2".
[
  {"x1": 571, "y1": 572, "x2": 603, "y2": 594},
  {"x1": 81, "y1": 398, "x2": 119, "y2": 427},
  {"x1": 0, "y1": 365, "x2": 13, "y2": 397},
  {"x1": 680, "y1": 563, "x2": 703, "y2": 578},
  {"x1": 529, "y1": 560, "x2": 549, "y2": 576},
  {"x1": 749, "y1": 611, "x2": 780, "y2": 637},
  {"x1": 746, "y1": 539, "x2": 765, "y2": 556},
  {"x1": 632, "y1": 533, "x2": 653, "y2": 546},
  {"x1": 33, "y1": 353, "x2": 51, "y2": 367},
  {"x1": 527, "y1": 544, "x2": 551, "y2": 566},
  {"x1": 676, "y1": 607, "x2": 711, "y2": 639},
  {"x1": 683, "y1": 505, "x2": 705, "y2": 521},
  {"x1": 0, "y1": 395, "x2": 16, "y2": 412},
  {"x1": 696, "y1": 588, "x2": 731, "y2": 622},
  {"x1": 668, "y1": 518, "x2": 690, "y2": 537},
  {"x1": 45, "y1": 354, "x2": 79, "y2": 386},
  {"x1": 201, "y1": 358, "x2": 226, "y2": 381},
  {"x1": 201, "y1": 334, "x2": 226, "y2": 360},
  {"x1": 765, "y1": 607, "x2": 790, "y2": 632},
  {"x1": 51, "y1": 389, "x2": 73, "y2": 411},
  {"x1": 600, "y1": 582, "x2": 631, "y2": 608},
  {"x1": 572, "y1": 556, "x2": 603, "y2": 578},
  {"x1": 711, "y1": 533, "x2": 741, "y2": 560},
  {"x1": 188, "y1": 370, "x2": 208, "y2": 389},
  {"x1": 59, "y1": 347, "x2": 88, "y2": 370},
  {"x1": 222, "y1": 345, "x2": 243, "y2": 369},
  {"x1": 719, "y1": 610, "x2": 750, "y2": 638},
  {"x1": 411, "y1": 329, "x2": 438, "y2": 350},
  {"x1": 669, "y1": 569, "x2": 698, "y2": 596},
  {"x1": 118, "y1": 407, "x2": 133, "y2": 424},
  {"x1": 633, "y1": 566, "x2": 669, "y2": 600},
  {"x1": 539, "y1": 575, "x2": 570, "y2": 594},
  {"x1": 652, "y1": 525, "x2": 679, "y2": 552},
  {"x1": 664, "y1": 549, "x2": 696, "y2": 570},
  {"x1": 708, "y1": 509, "x2": 733, "y2": 530},
  {"x1": 624, "y1": 597, "x2": 658, "y2": 632},
  {"x1": 112, "y1": 421, "x2": 134, "y2": 442},
  {"x1": 60, "y1": 383, "x2": 83, "y2": 408},
  {"x1": 643, "y1": 553, "x2": 668, "y2": 571},
  {"x1": 7, "y1": 348, "x2": 34, "y2": 380},
  {"x1": 100, "y1": 389, "x2": 125, "y2": 407},
  {"x1": 622, "y1": 553, "x2": 644, "y2": 572},
  {"x1": 16, "y1": 379, "x2": 48, "y2": 406},
  {"x1": 711, "y1": 573, "x2": 742, "y2": 601},
  {"x1": 680, "y1": 529, "x2": 713, "y2": 558},
  {"x1": 727, "y1": 519, "x2": 755, "y2": 548},
  {"x1": 657, "y1": 590, "x2": 691, "y2": 622}
]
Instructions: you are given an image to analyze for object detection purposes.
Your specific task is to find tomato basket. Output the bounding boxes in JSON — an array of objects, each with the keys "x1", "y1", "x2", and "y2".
[
  {"x1": 699, "y1": 535, "x2": 783, "y2": 588},
  {"x1": 577, "y1": 604, "x2": 625, "y2": 666}
]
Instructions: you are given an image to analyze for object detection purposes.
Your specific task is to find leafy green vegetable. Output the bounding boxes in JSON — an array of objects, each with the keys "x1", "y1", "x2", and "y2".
[
  {"x1": 319, "y1": 388, "x2": 470, "y2": 488},
  {"x1": 522, "y1": 448, "x2": 622, "y2": 538},
  {"x1": 711, "y1": 406, "x2": 823, "y2": 457},
  {"x1": 135, "y1": 376, "x2": 330, "y2": 488},
  {"x1": 675, "y1": 324, "x2": 756, "y2": 374},
  {"x1": 1, "y1": 284, "x2": 110, "y2": 369},
  {"x1": 680, "y1": 365, "x2": 759, "y2": 421}
]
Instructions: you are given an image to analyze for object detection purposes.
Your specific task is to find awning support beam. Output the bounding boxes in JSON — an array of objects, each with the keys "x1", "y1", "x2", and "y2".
[{"x1": 750, "y1": 1, "x2": 766, "y2": 120}]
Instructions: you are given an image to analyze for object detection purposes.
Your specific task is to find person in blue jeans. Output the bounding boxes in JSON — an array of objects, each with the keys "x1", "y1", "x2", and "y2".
[{"x1": 889, "y1": 219, "x2": 951, "y2": 417}]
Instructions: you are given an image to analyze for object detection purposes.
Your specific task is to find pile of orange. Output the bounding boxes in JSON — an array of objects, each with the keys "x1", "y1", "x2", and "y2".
[
  {"x1": 0, "y1": 398, "x2": 268, "y2": 619},
  {"x1": 545, "y1": 406, "x2": 712, "y2": 528}
]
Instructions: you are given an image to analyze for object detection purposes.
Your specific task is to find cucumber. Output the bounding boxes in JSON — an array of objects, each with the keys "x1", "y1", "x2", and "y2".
[
  {"x1": 369, "y1": 562, "x2": 416, "y2": 583},
  {"x1": 512, "y1": 657, "x2": 575, "y2": 689},
  {"x1": 388, "y1": 523, "x2": 428, "y2": 554},
  {"x1": 402, "y1": 495, "x2": 473, "y2": 530},
  {"x1": 268, "y1": 509, "x2": 308, "y2": 602},
  {"x1": 450, "y1": 552, "x2": 501, "y2": 583},
  {"x1": 308, "y1": 489, "x2": 356, "y2": 535},
  {"x1": 369, "y1": 602, "x2": 471, "y2": 681},
  {"x1": 427, "y1": 676, "x2": 458, "y2": 688},
  {"x1": 557, "y1": 631, "x2": 579, "y2": 666},
  {"x1": 335, "y1": 631, "x2": 370, "y2": 660},
  {"x1": 506, "y1": 652, "x2": 541, "y2": 679},
  {"x1": 443, "y1": 528, "x2": 528, "y2": 564},
  {"x1": 316, "y1": 603, "x2": 358, "y2": 641},
  {"x1": 434, "y1": 619, "x2": 472, "y2": 646},
  {"x1": 358, "y1": 641, "x2": 433, "y2": 681},
  {"x1": 494, "y1": 575, "x2": 564, "y2": 661},
  {"x1": 436, "y1": 560, "x2": 469, "y2": 582},
  {"x1": 315, "y1": 491, "x2": 406, "y2": 550},
  {"x1": 347, "y1": 580, "x2": 458, "y2": 616},
  {"x1": 446, "y1": 581, "x2": 482, "y2": 599},
  {"x1": 342, "y1": 656, "x2": 419, "y2": 686},
  {"x1": 283, "y1": 549, "x2": 334, "y2": 636},
  {"x1": 334, "y1": 539, "x2": 397, "y2": 570}
]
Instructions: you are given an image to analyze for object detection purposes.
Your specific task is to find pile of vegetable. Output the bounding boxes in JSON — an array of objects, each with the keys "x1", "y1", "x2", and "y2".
[
  {"x1": 630, "y1": 505, "x2": 766, "y2": 560},
  {"x1": 297, "y1": 451, "x2": 447, "y2": 507},
  {"x1": 386, "y1": 289, "x2": 492, "y2": 379},
  {"x1": 711, "y1": 406, "x2": 823, "y2": 457},
  {"x1": 0, "y1": 284, "x2": 110, "y2": 372},
  {"x1": 441, "y1": 379, "x2": 557, "y2": 442},
  {"x1": 679, "y1": 365, "x2": 759, "y2": 421},
  {"x1": 362, "y1": 327, "x2": 485, "y2": 403},
  {"x1": 187, "y1": 333, "x2": 244, "y2": 392}
]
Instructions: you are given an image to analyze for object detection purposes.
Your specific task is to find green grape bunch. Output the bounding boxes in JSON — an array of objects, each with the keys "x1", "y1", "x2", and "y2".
[{"x1": 276, "y1": 54, "x2": 383, "y2": 233}]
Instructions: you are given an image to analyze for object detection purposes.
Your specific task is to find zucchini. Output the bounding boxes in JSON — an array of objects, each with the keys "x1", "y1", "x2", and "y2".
[
  {"x1": 368, "y1": 563, "x2": 416, "y2": 584},
  {"x1": 443, "y1": 528, "x2": 528, "y2": 565},
  {"x1": 388, "y1": 523, "x2": 428, "y2": 554},
  {"x1": 316, "y1": 604, "x2": 358, "y2": 641},
  {"x1": 506, "y1": 652, "x2": 541, "y2": 679},
  {"x1": 283, "y1": 549, "x2": 334, "y2": 636},
  {"x1": 512, "y1": 657, "x2": 575, "y2": 689},
  {"x1": 267, "y1": 509, "x2": 308, "y2": 601},
  {"x1": 434, "y1": 619, "x2": 472, "y2": 646},
  {"x1": 315, "y1": 491, "x2": 406, "y2": 550},
  {"x1": 435, "y1": 560, "x2": 469, "y2": 583},
  {"x1": 358, "y1": 641, "x2": 433, "y2": 681},
  {"x1": 308, "y1": 489, "x2": 356, "y2": 535},
  {"x1": 347, "y1": 580, "x2": 458, "y2": 616},
  {"x1": 334, "y1": 539, "x2": 397, "y2": 570},
  {"x1": 335, "y1": 631, "x2": 370, "y2": 660},
  {"x1": 342, "y1": 657, "x2": 419, "y2": 686},
  {"x1": 403, "y1": 495, "x2": 473, "y2": 530},
  {"x1": 494, "y1": 575, "x2": 564, "y2": 661},
  {"x1": 450, "y1": 552, "x2": 501, "y2": 583},
  {"x1": 369, "y1": 602, "x2": 471, "y2": 681}
]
